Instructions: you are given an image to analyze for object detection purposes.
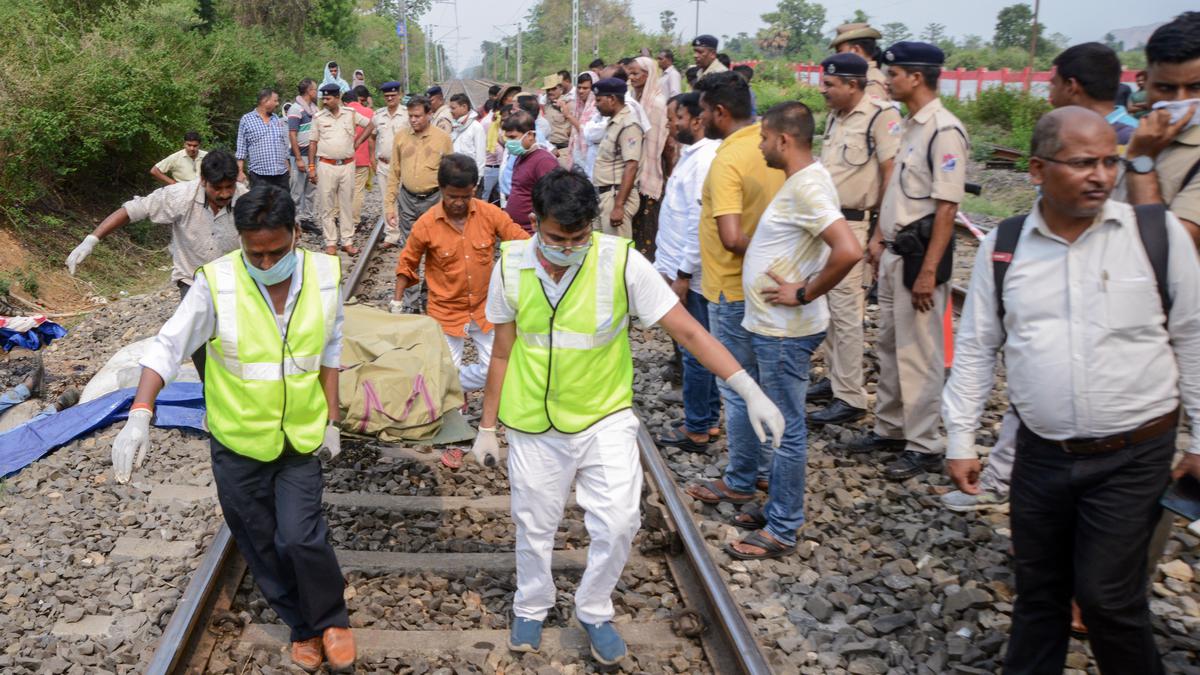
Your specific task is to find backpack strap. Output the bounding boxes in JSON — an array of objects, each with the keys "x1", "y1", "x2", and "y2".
[
  {"x1": 992, "y1": 215, "x2": 1027, "y2": 323},
  {"x1": 1133, "y1": 203, "x2": 1172, "y2": 322},
  {"x1": 864, "y1": 107, "x2": 885, "y2": 159}
]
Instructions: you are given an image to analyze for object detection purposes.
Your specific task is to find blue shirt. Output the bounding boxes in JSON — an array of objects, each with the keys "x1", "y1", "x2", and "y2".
[
  {"x1": 236, "y1": 110, "x2": 290, "y2": 176},
  {"x1": 499, "y1": 154, "x2": 517, "y2": 196},
  {"x1": 1106, "y1": 106, "x2": 1141, "y2": 147}
]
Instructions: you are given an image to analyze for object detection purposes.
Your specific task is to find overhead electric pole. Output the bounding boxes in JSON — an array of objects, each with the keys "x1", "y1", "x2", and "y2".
[
  {"x1": 516, "y1": 22, "x2": 523, "y2": 85},
  {"x1": 425, "y1": 23, "x2": 432, "y2": 88},
  {"x1": 1026, "y1": 0, "x2": 1041, "y2": 76},
  {"x1": 690, "y1": 0, "x2": 704, "y2": 38},
  {"x1": 571, "y1": 0, "x2": 579, "y2": 82},
  {"x1": 401, "y1": 0, "x2": 410, "y2": 92}
]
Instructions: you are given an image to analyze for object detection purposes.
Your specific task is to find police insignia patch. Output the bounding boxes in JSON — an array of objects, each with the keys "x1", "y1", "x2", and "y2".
[
  {"x1": 887, "y1": 120, "x2": 901, "y2": 135},
  {"x1": 940, "y1": 154, "x2": 958, "y2": 172}
]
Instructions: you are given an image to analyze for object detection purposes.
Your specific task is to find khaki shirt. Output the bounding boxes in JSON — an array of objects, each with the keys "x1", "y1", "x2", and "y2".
[
  {"x1": 1155, "y1": 124, "x2": 1200, "y2": 227},
  {"x1": 877, "y1": 98, "x2": 969, "y2": 240},
  {"x1": 866, "y1": 63, "x2": 889, "y2": 101},
  {"x1": 432, "y1": 104, "x2": 455, "y2": 135},
  {"x1": 700, "y1": 60, "x2": 729, "y2": 80},
  {"x1": 311, "y1": 106, "x2": 371, "y2": 160},
  {"x1": 544, "y1": 104, "x2": 572, "y2": 146},
  {"x1": 155, "y1": 149, "x2": 207, "y2": 182},
  {"x1": 374, "y1": 105, "x2": 411, "y2": 162},
  {"x1": 384, "y1": 126, "x2": 455, "y2": 214},
  {"x1": 592, "y1": 105, "x2": 645, "y2": 189},
  {"x1": 123, "y1": 179, "x2": 247, "y2": 284},
  {"x1": 820, "y1": 95, "x2": 902, "y2": 213}
]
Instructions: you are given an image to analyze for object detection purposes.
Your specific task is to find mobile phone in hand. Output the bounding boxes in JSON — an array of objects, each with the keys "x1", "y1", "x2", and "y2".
[{"x1": 1161, "y1": 473, "x2": 1200, "y2": 521}]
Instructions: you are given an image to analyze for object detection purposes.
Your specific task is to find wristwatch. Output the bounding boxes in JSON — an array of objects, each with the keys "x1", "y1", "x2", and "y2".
[
  {"x1": 1125, "y1": 155, "x2": 1155, "y2": 175},
  {"x1": 676, "y1": 270, "x2": 693, "y2": 280},
  {"x1": 795, "y1": 286, "x2": 811, "y2": 305}
]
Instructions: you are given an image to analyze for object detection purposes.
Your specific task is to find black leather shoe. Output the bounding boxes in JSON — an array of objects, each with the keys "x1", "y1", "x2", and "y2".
[
  {"x1": 883, "y1": 451, "x2": 942, "y2": 481},
  {"x1": 300, "y1": 220, "x2": 321, "y2": 235},
  {"x1": 844, "y1": 432, "x2": 906, "y2": 455},
  {"x1": 806, "y1": 378, "x2": 833, "y2": 403},
  {"x1": 809, "y1": 399, "x2": 866, "y2": 426}
]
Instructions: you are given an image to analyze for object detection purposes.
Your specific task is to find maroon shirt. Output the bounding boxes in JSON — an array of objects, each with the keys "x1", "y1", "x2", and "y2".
[{"x1": 504, "y1": 148, "x2": 560, "y2": 232}]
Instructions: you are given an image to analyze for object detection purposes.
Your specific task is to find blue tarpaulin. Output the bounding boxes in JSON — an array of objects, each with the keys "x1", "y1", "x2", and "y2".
[
  {"x1": 1, "y1": 320, "x2": 67, "y2": 352},
  {"x1": 0, "y1": 382, "x2": 206, "y2": 477}
]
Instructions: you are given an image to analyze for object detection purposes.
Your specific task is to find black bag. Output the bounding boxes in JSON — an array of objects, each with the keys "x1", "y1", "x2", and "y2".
[{"x1": 892, "y1": 214, "x2": 954, "y2": 290}]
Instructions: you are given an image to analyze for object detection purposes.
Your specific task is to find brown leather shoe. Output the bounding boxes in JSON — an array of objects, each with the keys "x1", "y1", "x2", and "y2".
[
  {"x1": 322, "y1": 626, "x2": 356, "y2": 672},
  {"x1": 289, "y1": 637, "x2": 322, "y2": 673}
]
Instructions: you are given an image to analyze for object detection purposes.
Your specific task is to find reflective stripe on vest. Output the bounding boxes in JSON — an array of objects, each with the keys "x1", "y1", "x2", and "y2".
[
  {"x1": 497, "y1": 232, "x2": 634, "y2": 434},
  {"x1": 202, "y1": 249, "x2": 340, "y2": 460}
]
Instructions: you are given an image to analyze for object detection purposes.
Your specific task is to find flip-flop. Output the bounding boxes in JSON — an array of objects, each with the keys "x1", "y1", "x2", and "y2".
[
  {"x1": 440, "y1": 447, "x2": 464, "y2": 469},
  {"x1": 725, "y1": 530, "x2": 795, "y2": 561},
  {"x1": 657, "y1": 426, "x2": 710, "y2": 452},
  {"x1": 731, "y1": 503, "x2": 767, "y2": 530},
  {"x1": 756, "y1": 479, "x2": 769, "y2": 492},
  {"x1": 685, "y1": 480, "x2": 755, "y2": 505}
]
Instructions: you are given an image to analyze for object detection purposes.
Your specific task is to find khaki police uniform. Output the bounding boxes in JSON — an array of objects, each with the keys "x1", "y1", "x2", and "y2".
[
  {"x1": 432, "y1": 104, "x2": 455, "y2": 136},
  {"x1": 874, "y1": 97, "x2": 968, "y2": 455},
  {"x1": 311, "y1": 105, "x2": 371, "y2": 247},
  {"x1": 374, "y1": 104, "x2": 411, "y2": 230},
  {"x1": 1147, "y1": 124, "x2": 1200, "y2": 228},
  {"x1": 865, "y1": 63, "x2": 889, "y2": 101},
  {"x1": 593, "y1": 105, "x2": 644, "y2": 238},
  {"x1": 819, "y1": 94, "x2": 902, "y2": 410},
  {"x1": 699, "y1": 60, "x2": 728, "y2": 81}
]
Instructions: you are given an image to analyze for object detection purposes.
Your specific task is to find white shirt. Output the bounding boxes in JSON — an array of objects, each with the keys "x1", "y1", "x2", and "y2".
[
  {"x1": 741, "y1": 163, "x2": 842, "y2": 338},
  {"x1": 581, "y1": 111, "x2": 607, "y2": 179},
  {"x1": 486, "y1": 240, "x2": 678, "y2": 328},
  {"x1": 942, "y1": 200, "x2": 1200, "y2": 459},
  {"x1": 123, "y1": 180, "x2": 248, "y2": 285},
  {"x1": 451, "y1": 115, "x2": 488, "y2": 174},
  {"x1": 659, "y1": 66, "x2": 682, "y2": 101},
  {"x1": 654, "y1": 138, "x2": 719, "y2": 294},
  {"x1": 140, "y1": 252, "x2": 345, "y2": 384}
]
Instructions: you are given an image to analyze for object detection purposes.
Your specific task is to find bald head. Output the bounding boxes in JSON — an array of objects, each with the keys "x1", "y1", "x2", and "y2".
[{"x1": 1030, "y1": 106, "x2": 1115, "y2": 160}]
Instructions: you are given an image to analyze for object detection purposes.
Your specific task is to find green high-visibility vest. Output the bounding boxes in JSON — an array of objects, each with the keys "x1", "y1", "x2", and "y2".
[
  {"x1": 497, "y1": 232, "x2": 634, "y2": 434},
  {"x1": 201, "y1": 248, "x2": 340, "y2": 460}
]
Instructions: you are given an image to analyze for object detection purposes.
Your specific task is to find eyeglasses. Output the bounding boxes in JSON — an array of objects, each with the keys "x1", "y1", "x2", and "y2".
[{"x1": 1035, "y1": 155, "x2": 1122, "y2": 171}]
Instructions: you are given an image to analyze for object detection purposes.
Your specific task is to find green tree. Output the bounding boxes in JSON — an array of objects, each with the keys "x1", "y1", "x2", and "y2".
[
  {"x1": 758, "y1": 0, "x2": 826, "y2": 54},
  {"x1": 959, "y1": 34, "x2": 984, "y2": 50},
  {"x1": 659, "y1": 9, "x2": 677, "y2": 36},
  {"x1": 993, "y1": 3, "x2": 1040, "y2": 50},
  {"x1": 310, "y1": 0, "x2": 357, "y2": 47},
  {"x1": 881, "y1": 21, "x2": 910, "y2": 45},
  {"x1": 1103, "y1": 31, "x2": 1124, "y2": 52},
  {"x1": 841, "y1": 9, "x2": 869, "y2": 24},
  {"x1": 195, "y1": 0, "x2": 216, "y2": 33},
  {"x1": 923, "y1": 22, "x2": 946, "y2": 43}
]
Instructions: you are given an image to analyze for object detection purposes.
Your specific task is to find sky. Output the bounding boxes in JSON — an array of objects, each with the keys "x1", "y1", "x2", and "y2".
[{"x1": 426, "y1": 0, "x2": 1195, "y2": 72}]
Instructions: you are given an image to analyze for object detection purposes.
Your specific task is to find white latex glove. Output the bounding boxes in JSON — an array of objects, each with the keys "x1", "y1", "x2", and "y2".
[
  {"x1": 725, "y1": 370, "x2": 785, "y2": 449},
  {"x1": 470, "y1": 426, "x2": 501, "y2": 467},
  {"x1": 0, "y1": 316, "x2": 38, "y2": 333},
  {"x1": 66, "y1": 235, "x2": 100, "y2": 275},
  {"x1": 388, "y1": 299, "x2": 405, "y2": 314},
  {"x1": 112, "y1": 408, "x2": 152, "y2": 483},
  {"x1": 317, "y1": 423, "x2": 341, "y2": 461}
]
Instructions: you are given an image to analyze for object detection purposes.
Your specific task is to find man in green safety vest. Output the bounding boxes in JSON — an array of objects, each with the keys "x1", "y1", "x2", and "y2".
[
  {"x1": 106, "y1": 185, "x2": 356, "y2": 673},
  {"x1": 470, "y1": 168, "x2": 785, "y2": 665}
]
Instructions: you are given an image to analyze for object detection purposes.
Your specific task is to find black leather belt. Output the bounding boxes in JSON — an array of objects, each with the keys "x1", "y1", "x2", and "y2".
[
  {"x1": 597, "y1": 185, "x2": 616, "y2": 194},
  {"x1": 402, "y1": 186, "x2": 438, "y2": 200},
  {"x1": 842, "y1": 208, "x2": 871, "y2": 222},
  {"x1": 1019, "y1": 409, "x2": 1180, "y2": 456}
]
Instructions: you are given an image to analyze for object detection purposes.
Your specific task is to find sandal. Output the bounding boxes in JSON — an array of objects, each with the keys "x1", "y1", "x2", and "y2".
[
  {"x1": 323, "y1": 245, "x2": 338, "y2": 255},
  {"x1": 341, "y1": 244, "x2": 361, "y2": 255},
  {"x1": 756, "y1": 479, "x2": 769, "y2": 492},
  {"x1": 440, "y1": 447, "x2": 464, "y2": 469},
  {"x1": 725, "y1": 530, "x2": 795, "y2": 561},
  {"x1": 731, "y1": 503, "x2": 767, "y2": 530},
  {"x1": 377, "y1": 241, "x2": 398, "y2": 250},
  {"x1": 657, "y1": 426, "x2": 710, "y2": 452},
  {"x1": 685, "y1": 479, "x2": 755, "y2": 505}
]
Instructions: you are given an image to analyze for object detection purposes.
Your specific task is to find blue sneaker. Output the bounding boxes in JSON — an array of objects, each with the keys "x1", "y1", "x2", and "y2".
[
  {"x1": 578, "y1": 619, "x2": 627, "y2": 665},
  {"x1": 509, "y1": 617, "x2": 543, "y2": 653}
]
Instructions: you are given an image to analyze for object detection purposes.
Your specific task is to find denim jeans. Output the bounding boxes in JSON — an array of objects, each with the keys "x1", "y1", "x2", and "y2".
[
  {"x1": 481, "y1": 165, "x2": 500, "y2": 204},
  {"x1": 708, "y1": 296, "x2": 772, "y2": 484},
  {"x1": 681, "y1": 290, "x2": 721, "y2": 433},
  {"x1": 0, "y1": 383, "x2": 54, "y2": 422},
  {"x1": 732, "y1": 331, "x2": 825, "y2": 547}
]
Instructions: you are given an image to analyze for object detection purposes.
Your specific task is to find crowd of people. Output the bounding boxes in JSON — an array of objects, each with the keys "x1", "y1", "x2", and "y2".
[{"x1": 21, "y1": 9, "x2": 1194, "y2": 673}]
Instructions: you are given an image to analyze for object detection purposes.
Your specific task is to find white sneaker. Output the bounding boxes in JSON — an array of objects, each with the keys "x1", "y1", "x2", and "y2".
[{"x1": 941, "y1": 489, "x2": 1009, "y2": 513}]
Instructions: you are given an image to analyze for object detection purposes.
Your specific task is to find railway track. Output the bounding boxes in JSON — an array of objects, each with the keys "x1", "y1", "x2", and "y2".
[{"x1": 144, "y1": 80, "x2": 773, "y2": 674}]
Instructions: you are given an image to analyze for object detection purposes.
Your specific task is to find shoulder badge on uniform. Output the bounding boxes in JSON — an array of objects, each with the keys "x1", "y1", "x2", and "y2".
[
  {"x1": 940, "y1": 154, "x2": 958, "y2": 172},
  {"x1": 887, "y1": 120, "x2": 902, "y2": 136}
]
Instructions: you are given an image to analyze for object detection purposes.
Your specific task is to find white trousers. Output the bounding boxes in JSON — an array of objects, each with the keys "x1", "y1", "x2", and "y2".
[
  {"x1": 443, "y1": 320, "x2": 494, "y2": 392},
  {"x1": 507, "y1": 410, "x2": 643, "y2": 624}
]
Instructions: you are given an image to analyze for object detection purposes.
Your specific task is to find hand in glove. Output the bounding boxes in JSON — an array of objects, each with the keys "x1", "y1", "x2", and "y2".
[
  {"x1": 112, "y1": 408, "x2": 152, "y2": 483},
  {"x1": 67, "y1": 235, "x2": 100, "y2": 275},
  {"x1": 317, "y1": 422, "x2": 341, "y2": 461},
  {"x1": 725, "y1": 370, "x2": 785, "y2": 449},
  {"x1": 0, "y1": 316, "x2": 39, "y2": 333},
  {"x1": 388, "y1": 299, "x2": 405, "y2": 314},
  {"x1": 470, "y1": 426, "x2": 502, "y2": 467}
]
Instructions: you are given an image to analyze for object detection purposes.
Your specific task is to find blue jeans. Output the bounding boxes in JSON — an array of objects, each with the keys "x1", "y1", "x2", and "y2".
[
  {"x1": 0, "y1": 383, "x2": 54, "y2": 421},
  {"x1": 681, "y1": 290, "x2": 721, "y2": 433},
  {"x1": 708, "y1": 296, "x2": 772, "y2": 484},
  {"x1": 481, "y1": 165, "x2": 500, "y2": 203},
  {"x1": 735, "y1": 332, "x2": 825, "y2": 547}
]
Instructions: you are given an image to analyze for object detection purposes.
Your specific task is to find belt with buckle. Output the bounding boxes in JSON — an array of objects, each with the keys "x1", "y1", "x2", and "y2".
[
  {"x1": 842, "y1": 208, "x2": 871, "y2": 222},
  {"x1": 403, "y1": 186, "x2": 438, "y2": 200},
  {"x1": 596, "y1": 185, "x2": 616, "y2": 195},
  {"x1": 318, "y1": 157, "x2": 352, "y2": 166},
  {"x1": 1023, "y1": 409, "x2": 1179, "y2": 456}
]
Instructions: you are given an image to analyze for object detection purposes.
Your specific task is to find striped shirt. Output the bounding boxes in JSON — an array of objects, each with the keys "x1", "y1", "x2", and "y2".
[{"x1": 235, "y1": 110, "x2": 290, "y2": 176}]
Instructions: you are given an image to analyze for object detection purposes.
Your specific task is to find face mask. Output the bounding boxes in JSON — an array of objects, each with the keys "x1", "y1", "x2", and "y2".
[
  {"x1": 536, "y1": 233, "x2": 590, "y2": 266},
  {"x1": 505, "y1": 137, "x2": 528, "y2": 156},
  {"x1": 244, "y1": 242, "x2": 297, "y2": 286}
]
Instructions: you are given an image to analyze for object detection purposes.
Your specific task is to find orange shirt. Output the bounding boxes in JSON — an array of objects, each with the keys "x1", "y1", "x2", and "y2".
[{"x1": 396, "y1": 198, "x2": 530, "y2": 336}]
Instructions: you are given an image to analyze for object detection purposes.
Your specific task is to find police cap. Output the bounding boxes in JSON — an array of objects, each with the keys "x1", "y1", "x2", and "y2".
[
  {"x1": 593, "y1": 77, "x2": 628, "y2": 98},
  {"x1": 830, "y1": 22, "x2": 882, "y2": 49},
  {"x1": 881, "y1": 41, "x2": 946, "y2": 67},
  {"x1": 692, "y1": 34, "x2": 718, "y2": 50},
  {"x1": 318, "y1": 83, "x2": 341, "y2": 97},
  {"x1": 379, "y1": 81, "x2": 403, "y2": 94},
  {"x1": 820, "y1": 53, "x2": 869, "y2": 78},
  {"x1": 425, "y1": 85, "x2": 443, "y2": 97}
]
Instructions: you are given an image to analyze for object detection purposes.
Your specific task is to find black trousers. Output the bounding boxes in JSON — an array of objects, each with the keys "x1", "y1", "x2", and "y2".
[
  {"x1": 210, "y1": 437, "x2": 349, "y2": 642},
  {"x1": 1004, "y1": 424, "x2": 1173, "y2": 675},
  {"x1": 176, "y1": 281, "x2": 206, "y2": 381},
  {"x1": 249, "y1": 170, "x2": 291, "y2": 191}
]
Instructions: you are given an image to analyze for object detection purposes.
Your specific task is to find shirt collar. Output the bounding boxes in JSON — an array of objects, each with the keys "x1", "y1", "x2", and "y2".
[
  {"x1": 432, "y1": 198, "x2": 477, "y2": 227},
  {"x1": 911, "y1": 97, "x2": 944, "y2": 124},
  {"x1": 1028, "y1": 198, "x2": 1125, "y2": 242},
  {"x1": 719, "y1": 122, "x2": 761, "y2": 149},
  {"x1": 678, "y1": 136, "x2": 717, "y2": 160},
  {"x1": 1177, "y1": 124, "x2": 1200, "y2": 147},
  {"x1": 840, "y1": 94, "x2": 876, "y2": 119}
]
